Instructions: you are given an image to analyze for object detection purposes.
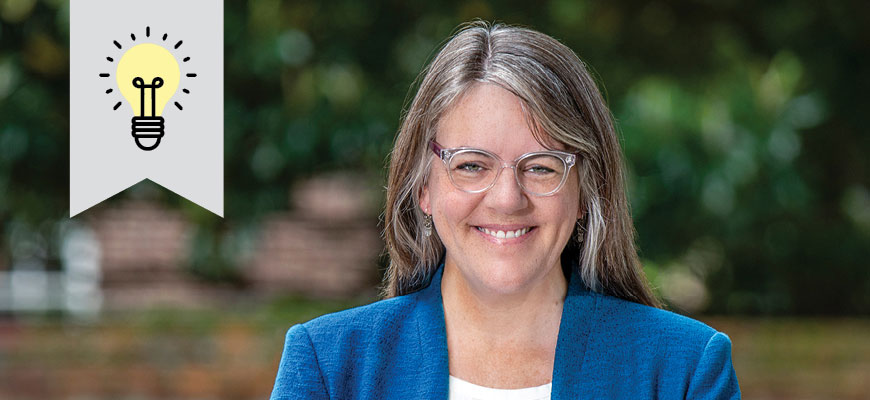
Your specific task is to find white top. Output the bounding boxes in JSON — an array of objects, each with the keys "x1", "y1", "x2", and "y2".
[{"x1": 448, "y1": 375, "x2": 552, "y2": 400}]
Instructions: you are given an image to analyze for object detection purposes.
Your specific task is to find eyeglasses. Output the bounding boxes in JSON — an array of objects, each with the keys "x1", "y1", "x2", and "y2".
[{"x1": 430, "y1": 140, "x2": 578, "y2": 196}]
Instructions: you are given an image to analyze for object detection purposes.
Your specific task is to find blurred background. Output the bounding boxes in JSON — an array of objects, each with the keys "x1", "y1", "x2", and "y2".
[{"x1": 0, "y1": 0, "x2": 868, "y2": 399}]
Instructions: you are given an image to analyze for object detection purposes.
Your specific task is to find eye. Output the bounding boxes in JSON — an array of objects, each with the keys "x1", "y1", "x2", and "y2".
[
  {"x1": 525, "y1": 165, "x2": 556, "y2": 175},
  {"x1": 456, "y1": 162, "x2": 485, "y2": 172}
]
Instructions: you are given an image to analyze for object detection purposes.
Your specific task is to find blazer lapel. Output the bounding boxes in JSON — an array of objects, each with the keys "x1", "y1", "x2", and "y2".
[
  {"x1": 415, "y1": 263, "x2": 596, "y2": 400},
  {"x1": 413, "y1": 265, "x2": 450, "y2": 398},
  {"x1": 551, "y1": 266, "x2": 597, "y2": 399}
]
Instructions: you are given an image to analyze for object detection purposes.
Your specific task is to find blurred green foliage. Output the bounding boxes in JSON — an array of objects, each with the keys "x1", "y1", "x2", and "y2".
[{"x1": 0, "y1": 0, "x2": 867, "y2": 314}]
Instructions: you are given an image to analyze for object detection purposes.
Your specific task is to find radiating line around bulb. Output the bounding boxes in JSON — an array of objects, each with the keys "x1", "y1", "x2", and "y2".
[{"x1": 113, "y1": 40, "x2": 121, "y2": 49}]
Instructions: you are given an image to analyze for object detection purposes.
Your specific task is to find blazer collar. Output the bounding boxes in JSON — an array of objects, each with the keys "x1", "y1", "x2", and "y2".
[
  {"x1": 414, "y1": 261, "x2": 597, "y2": 399},
  {"x1": 413, "y1": 263, "x2": 449, "y2": 397}
]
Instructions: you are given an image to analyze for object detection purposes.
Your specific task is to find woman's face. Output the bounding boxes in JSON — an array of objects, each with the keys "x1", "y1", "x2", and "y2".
[{"x1": 420, "y1": 83, "x2": 582, "y2": 296}]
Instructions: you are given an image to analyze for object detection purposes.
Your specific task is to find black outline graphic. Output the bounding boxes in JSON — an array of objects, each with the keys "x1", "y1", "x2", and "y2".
[
  {"x1": 100, "y1": 26, "x2": 198, "y2": 151},
  {"x1": 131, "y1": 77, "x2": 165, "y2": 151}
]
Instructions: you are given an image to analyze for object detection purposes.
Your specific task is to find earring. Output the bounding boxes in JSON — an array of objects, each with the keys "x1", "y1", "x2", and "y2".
[
  {"x1": 423, "y1": 214, "x2": 433, "y2": 237},
  {"x1": 575, "y1": 218, "x2": 585, "y2": 244}
]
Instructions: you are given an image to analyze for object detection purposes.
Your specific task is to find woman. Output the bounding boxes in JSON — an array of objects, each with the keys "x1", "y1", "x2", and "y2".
[{"x1": 271, "y1": 21, "x2": 739, "y2": 399}]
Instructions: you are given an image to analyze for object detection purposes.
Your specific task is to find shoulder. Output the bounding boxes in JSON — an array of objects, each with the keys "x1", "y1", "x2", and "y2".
[
  {"x1": 587, "y1": 292, "x2": 720, "y2": 349},
  {"x1": 271, "y1": 291, "x2": 430, "y2": 399},
  {"x1": 301, "y1": 289, "x2": 422, "y2": 341},
  {"x1": 295, "y1": 286, "x2": 438, "y2": 368},
  {"x1": 567, "y1": 292, "x2": 740, "y2": 398}
]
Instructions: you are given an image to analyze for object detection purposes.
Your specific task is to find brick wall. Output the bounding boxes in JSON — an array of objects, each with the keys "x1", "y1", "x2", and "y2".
[
  {"x1": 88, "y1": 200, "x2": 205, "y2": 309},
  {"x1": 246, "y1": 213, "x2": 382, "y2": 297},
  {"x1": 83, "y1": 174, "x2": 384, "y2": 307},
  {"x1": 246, "y1": 173, "x2": 383, "y2": 297}
]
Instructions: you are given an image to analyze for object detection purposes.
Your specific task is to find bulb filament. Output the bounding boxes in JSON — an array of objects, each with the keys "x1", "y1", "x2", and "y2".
[{"x1": 132, "y1": 77, "x2": 164, "y2": 117}]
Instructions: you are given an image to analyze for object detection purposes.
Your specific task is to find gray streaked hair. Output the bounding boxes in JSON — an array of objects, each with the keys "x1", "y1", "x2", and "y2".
[{"x1": 382, "y1": 21, "x2": 659, "y2": 307}]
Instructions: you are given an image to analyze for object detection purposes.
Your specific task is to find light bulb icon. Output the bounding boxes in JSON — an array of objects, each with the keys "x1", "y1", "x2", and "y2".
[
  {"x1": 100, "y1": 27, "x2": 195, "y2": 151},
  {"x1": 117, "y1": 43, "x2": 179, "y2": 150}
]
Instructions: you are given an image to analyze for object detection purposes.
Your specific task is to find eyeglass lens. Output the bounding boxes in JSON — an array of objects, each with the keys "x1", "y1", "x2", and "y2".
[{"x1": 448, "y1": 150, "x2": 567, "y2": 195}]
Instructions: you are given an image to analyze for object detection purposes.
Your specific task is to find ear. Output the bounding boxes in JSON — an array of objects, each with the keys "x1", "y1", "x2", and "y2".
[{"x1": 419, "y1": 184, "x2": 431, "y2": 215}]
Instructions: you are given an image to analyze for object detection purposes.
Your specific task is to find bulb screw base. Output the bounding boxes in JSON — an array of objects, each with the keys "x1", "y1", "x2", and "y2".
[{"x1": 131, "y1": 116, "x2": 165, "y2": 151}]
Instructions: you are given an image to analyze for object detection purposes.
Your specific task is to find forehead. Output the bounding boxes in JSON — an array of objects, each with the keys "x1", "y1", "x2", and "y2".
[{"x1": 436, "y1": 83, "x2": 562, "y2": 155}]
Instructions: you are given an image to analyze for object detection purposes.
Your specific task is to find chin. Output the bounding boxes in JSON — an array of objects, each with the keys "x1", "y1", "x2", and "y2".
[{"x1": 475, "y1": 260, "x2": 540, "y2": 294}]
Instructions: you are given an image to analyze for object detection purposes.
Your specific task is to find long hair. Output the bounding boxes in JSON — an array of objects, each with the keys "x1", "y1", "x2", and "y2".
[{"x1": 382, "y1": 21, "x2": 660, "y2": 308}]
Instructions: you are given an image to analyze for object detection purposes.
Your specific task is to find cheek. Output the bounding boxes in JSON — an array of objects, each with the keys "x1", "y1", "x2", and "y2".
[
  {"x1": 434, "y1": 191, "x2": 475, "y2": 230},
  {"x1": 553, "y1": 189, "x2": 582, "y2": 238},
  {"x1": 554, "y1": 201, "x2": 579, "y2": 234},
  {"x1": 430, "y1": 175, "x2": 462, "y2": 223},
  {"x1": 429, "y1": 178, "x2": 482, "y2": 243},
  {"x1": 563, "y1": 174, "x2": 583, "y2": 219}
]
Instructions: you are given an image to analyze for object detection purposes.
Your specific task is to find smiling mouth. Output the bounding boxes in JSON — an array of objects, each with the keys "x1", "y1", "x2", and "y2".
[{"x1": 475, "y1": 226, "x2": 534, "y2": 239}]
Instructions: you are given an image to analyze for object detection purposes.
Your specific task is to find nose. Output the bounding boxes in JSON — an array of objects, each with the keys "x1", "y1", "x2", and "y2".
[{"x1": 483, "y1": 165, "x2": 528, "y2": 213}]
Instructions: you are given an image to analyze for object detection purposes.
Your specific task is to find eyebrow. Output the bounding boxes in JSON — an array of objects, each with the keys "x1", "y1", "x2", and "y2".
[
  {"x1": 435, "y1": 140, "x2": 550, "y2": 151},
  {"x1": 446, "y1": 144, "x2": 559, "y2": 155}
]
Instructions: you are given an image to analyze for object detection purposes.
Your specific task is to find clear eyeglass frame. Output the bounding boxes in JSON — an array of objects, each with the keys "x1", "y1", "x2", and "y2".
[{"x1": 429, "y1": 140, "x2": 579, "y2": 197}]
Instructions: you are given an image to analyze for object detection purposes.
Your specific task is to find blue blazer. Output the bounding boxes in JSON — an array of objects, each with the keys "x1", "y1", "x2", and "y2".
[{"x1": 271, "y1": 263, "x2": 740, "y2": 399}]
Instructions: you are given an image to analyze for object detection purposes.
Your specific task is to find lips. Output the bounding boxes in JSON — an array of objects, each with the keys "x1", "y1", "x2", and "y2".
[{"x1": 475, "y1": 226, "x2": 534, "y2": 239}]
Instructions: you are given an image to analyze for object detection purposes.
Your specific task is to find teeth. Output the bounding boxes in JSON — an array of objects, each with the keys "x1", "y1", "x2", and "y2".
[{"x1": 477, "y1": 227, "x2": 531, "y2": 239}]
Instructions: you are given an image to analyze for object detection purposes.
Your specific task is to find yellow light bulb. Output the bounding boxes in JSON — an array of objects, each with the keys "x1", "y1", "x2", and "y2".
[{"x1": 116, "y1": 43, "x2": 180, "y2": 151}]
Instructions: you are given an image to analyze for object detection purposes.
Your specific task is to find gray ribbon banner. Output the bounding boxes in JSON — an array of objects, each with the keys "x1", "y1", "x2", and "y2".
[{"x1": 70, "y1": 0, "x2": 223, "y2": 217}]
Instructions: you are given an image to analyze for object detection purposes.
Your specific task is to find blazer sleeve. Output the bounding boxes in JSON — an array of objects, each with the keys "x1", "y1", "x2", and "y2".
[
  {"x1": 270, "y1": 324, "x2": 330, "y2": 400},
  {"x1": 686, "y1": 331, "x2": 741, "y2": 400}
]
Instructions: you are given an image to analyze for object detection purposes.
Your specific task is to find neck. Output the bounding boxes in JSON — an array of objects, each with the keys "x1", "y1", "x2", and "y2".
[{"x1": 440, "y1": 260, "x2": 567, "y2": 344}]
